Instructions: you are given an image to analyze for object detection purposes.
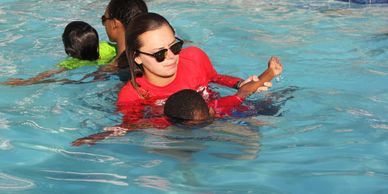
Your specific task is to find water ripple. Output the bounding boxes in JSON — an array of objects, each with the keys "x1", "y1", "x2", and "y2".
[
  {"x1": 0, "y1": 116, "x2": 10, "y2": 129},
  {"x1": 42, "y1": 170, "x2": 128, "y2": 186},
  {"x1": 268, "y1": 170, "x2": 388, "y2": 179},
  {"x1": 0, "y1": 54, "x2": 11, "y2": 66},
  {"x1": 368, "y1": 69, "x2": 388, "y2": 76},
  {"x1": 19, "y1": 143, "x2": 119, "y2": 163},
  {"x1": 371, "y1": 124, "x2": 388, "y2": 130},
  {"x1": 346, "y1": 108, "x2": 374, "y2": 117},
  {"x1": 16, "y1": 118, "x2": 78, "y2": 134},
  {"x1": 0, "y1": 34, "x2": 23, "y2": 47},
  {"x1": 134, "y1": 175, "x2": 171, "y2": 192},
  {"x1": 15, "y1": 86, "x2": 48, "y2": 107},
  {"x1": 0, "y1": 65, "x2": 17, "y2": 76},
  {"x1": 22, "y1": 120, "x2": 58, "y2": 133},
  {"x1": 141, "y1": 160, "x2": 162, "y2": 168},
  {"x1": 58, "y1": 149, "x2": 118, "y2": 163},
  {"x1": 0, "y1": 173, "x2": 34, "y2": 190},
  {"x1": 0, "y1": 139, "x2": 12, "y2": 150}
]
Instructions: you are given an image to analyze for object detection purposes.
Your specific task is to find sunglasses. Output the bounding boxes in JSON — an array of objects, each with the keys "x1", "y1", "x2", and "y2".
[
  {"x1": 101, "y1": 15, "x2": 113, "y2": 25},
  {"x1": 137, "y1": 38, "x2": 184, "y2": 62}
]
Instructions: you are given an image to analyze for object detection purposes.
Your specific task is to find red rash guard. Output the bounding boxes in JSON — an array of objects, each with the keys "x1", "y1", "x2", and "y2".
[
  {"x1": 116, "y1": 46, "x2": 244, "y2": 129},
  {"x1": 117, "y1": 46, "x2": 242, "y2": 108},
  {"x1": 118, "y1": 94, "x2": 247, "y2": 130}
]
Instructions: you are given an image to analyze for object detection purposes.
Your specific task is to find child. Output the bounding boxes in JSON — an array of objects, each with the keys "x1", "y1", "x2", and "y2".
[
  {"x1": 71, "y1": 56, "x2": 282, "y2": 146},
  {"x1": 89, "y1": 0, "x2": 148, "y2": 82},
  {"x1": 1, "y1": 21, "x2": 116, "y2": 86},
  {"x1": 164, "y1": 56, "x2": 283, "y2": 126}
]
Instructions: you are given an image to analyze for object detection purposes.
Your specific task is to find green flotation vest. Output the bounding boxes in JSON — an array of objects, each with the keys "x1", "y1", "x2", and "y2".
[{"x1": 58, "y1": 41, "x2": 116, "y2": 70}]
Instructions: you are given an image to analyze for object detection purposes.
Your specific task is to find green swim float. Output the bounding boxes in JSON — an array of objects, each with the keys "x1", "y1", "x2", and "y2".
[{"x1": 58, "y1": 41, "x2": 116, "y2": 70}]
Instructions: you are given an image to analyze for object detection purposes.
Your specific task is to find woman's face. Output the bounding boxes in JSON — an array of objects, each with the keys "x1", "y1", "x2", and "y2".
[{"x1": 135, "y1": 24, "x2": 180, "y2": 86}]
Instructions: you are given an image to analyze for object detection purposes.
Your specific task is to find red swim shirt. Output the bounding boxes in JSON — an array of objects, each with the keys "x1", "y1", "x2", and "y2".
[{"x1": 117, "y1": 46, "x2": 242, "y2": 109}]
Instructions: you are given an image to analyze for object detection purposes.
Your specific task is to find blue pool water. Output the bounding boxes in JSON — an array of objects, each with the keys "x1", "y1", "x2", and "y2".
[{"x1": 0, "y1": 0, "x2": 387, "y2": 193}]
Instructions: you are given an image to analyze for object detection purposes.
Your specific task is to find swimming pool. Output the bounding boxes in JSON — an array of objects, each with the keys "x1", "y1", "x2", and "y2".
[{"x1": 1, "y1": 0, "x2": 387, "y2": 193}]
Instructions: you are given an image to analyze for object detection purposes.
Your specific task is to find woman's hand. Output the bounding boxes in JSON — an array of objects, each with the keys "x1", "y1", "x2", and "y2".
[{"x1": 239, "y1": 75, "x2": 272, "y2": 93}]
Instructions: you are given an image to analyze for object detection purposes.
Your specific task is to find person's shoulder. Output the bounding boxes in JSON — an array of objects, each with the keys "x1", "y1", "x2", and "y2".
[
  {"x1": 180, "y1": 46, "x2": 209, "y2": 63},
  {"x1": 119, "y1": 82, "x2": 136, "y2": 96},
  {"x1": 117, "y1": 82, "x2": 140, "y2": 103},
  {"x1": 181, "y1": 46, "x2": 207, "y2": 57}
]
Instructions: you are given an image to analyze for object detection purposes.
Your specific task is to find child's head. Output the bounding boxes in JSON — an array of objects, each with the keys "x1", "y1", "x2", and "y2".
[
  {"x1": 164, "y1": 89, "x2": 214, "y2": 126},
  {"x1": 105, "y1": 0, "x2": 148, "y2": 28},
  {"x1": 62, "y1": 21, "x2": 99, "y2": 60}
]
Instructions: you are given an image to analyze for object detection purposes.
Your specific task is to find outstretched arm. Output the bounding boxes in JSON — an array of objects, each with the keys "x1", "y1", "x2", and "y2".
[
  {"x1": 71, "y1": 117, "x2": 171, "y2": 146},
  {"x1": 71, "y1": 131, "x2": 115, "y2": 146},
  {"x1": 208, "y1": 56, "x2": 283, "y2": 117},
  {"x1": 236, "y1": 56, "x2": 283, "y2": 99},
  {"x1": 73, "y1": 61, "x2": 121, "y2": 83},
  {"x1": 236, "y1": 56, "x2": 283, "y2": 92},
  {"x1": 1, "y1": 67, "x2": 67, "y2": 86}
]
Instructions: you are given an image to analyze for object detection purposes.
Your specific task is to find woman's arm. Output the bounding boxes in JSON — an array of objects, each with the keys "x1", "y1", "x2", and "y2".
[{"x1": 211, "y1": 74, "x2": 244, "y2": 89}]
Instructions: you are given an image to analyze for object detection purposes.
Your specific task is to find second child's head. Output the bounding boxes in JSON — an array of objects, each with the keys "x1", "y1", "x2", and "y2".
[
  {"x1": 125, "y1": 13, "x2": 184, "y2": 94},
  {"x1": 105, "y1": 0, "x2": 148, "y2": 27},
  {"x1": 62, "y1": 21, "x2": 99, "y2": 60},
  {"x1": 164, "y1": 89, "x2": 214, "y2": 126},
  {"x1": 103, "y1": 0, "x2": 148, "y2": 42}
]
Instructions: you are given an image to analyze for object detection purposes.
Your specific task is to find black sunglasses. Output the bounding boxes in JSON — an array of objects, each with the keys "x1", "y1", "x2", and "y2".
[
  {"x1": 137, "y1": 38, "x2": 184, "y2": 62},
  {"x1": 101, "y1": 15, "x2": 113, "y2": 25}
]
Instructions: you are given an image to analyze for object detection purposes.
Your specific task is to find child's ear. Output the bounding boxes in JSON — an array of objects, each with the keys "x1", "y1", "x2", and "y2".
[
  {"x1": 112, "y1": 19, "x2": 122, "y2": 29},
  {"x1": 112, "y1": 20, "x2": 117, "y2": 29}
]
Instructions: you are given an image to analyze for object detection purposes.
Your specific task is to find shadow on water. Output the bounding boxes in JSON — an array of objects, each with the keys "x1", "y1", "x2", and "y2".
[{"x1": 232, "y1": 85, "x2": 300, "y2": 117}]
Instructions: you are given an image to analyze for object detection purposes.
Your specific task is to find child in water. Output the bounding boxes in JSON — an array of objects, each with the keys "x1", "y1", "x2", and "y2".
[
  {"x1": 164, "y1": 56, "x2": 283, "y2": 125},
  {"x1": 71, "y1": 56, "x2": 283, "y2": 146},
  {"x1": 1, "y1": 21, "x2": 116, "y2": 86}
]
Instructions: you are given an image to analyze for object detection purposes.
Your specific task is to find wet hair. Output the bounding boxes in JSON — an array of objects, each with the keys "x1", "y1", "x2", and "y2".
[
  {"x1": 62, "y1": 21, "x2": 99, "y2": 60},
  {"x1": 164, "y1": 89, "x2": 211, "y2": 125},
  {"x1": 106, "y1": 0, "x2": 148, "y2": 28},
  {"x1": 106, "y1": 0, "x2": 148, "y2": 80},
  {"x1": 125, "y1": 12, "x2": 175, "y2": 96}
]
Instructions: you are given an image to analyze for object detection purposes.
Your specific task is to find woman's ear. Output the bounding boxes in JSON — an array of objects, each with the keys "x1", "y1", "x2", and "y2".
[{"x1": 134, "y1": 54, "x2": 142, "y2": 65}]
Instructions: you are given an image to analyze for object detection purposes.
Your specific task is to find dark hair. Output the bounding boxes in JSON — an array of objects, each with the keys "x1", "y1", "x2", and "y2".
[
  {"x1": 125, "y1": 12, "x2": 175, "y2": 95},
  {"x1": 164, "y1": 89, "x2": 211, "y2": 125},
  {"x1": 62, "y1": 21, "x2": 99, "y2": 60},
  {"x1": 106, "y1": 0, "x2": 148, "y2": 28}
]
